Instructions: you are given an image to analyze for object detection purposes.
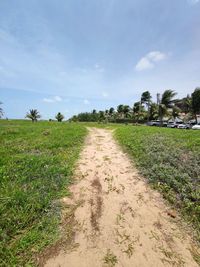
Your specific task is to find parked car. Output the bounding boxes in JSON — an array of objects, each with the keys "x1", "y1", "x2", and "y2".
[
  {"x1": 167, "y1": 122, "x2": 178, "y2": 128},
  {"x1": 177, "y1": 124, "x2": 190, "y2": 129},
  {"x1": 192, "y1": 124, "x2": 200, "y2": 130},
  {"x1": 147, "y1": 121, "x2": 167, "y2": 127}
]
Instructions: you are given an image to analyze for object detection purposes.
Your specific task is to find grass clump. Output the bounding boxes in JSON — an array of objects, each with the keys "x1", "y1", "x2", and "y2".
[
  {"x1": 115, "y1": 126, "x2": 200, "y2": 240},
  {"x1": 0, "y1": 120, "x2": 87, "y2": 266}
]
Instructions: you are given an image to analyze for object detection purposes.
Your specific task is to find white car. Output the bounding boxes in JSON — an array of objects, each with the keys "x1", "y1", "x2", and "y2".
[
  {"x1": 177, "y1": 124, "x2": 190, "y2": 129},
  {"x1": 192, "y1": 124, "x2": 200, "y2": 130}
]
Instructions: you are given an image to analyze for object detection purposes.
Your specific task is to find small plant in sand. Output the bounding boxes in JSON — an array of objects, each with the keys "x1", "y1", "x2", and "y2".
[
  {"x1": 103, "y1": 249, "x2": 118, "y2": 267},
  {"x1": 123, "y1": 242, "x2": 135, "y2": 258}
]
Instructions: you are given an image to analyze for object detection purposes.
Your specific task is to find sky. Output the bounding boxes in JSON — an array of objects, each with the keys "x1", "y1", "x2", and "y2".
[{"x1": 0, "y1": 0, "x2": 200, "y2": 119}]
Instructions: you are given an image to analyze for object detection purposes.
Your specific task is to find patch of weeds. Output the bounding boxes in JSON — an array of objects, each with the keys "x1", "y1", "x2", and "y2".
[
  {"x1": 159, "y1": 246, "x2": 185, "y2": 266},
  {"x1": 189, "y1": 246, "x2": 200, "y2": 266},
  {"x1": 123, "y1": 242, "x2": 134, "y2": 258},
  {"x1": 149, "y1": 230, "x2": 160, "y2": 241},
  {"x1": 103, "y1": 156, "x2": 111, "y2": 162},
  {"x1": 103, "y1": 249, "x2": 118, "y2": 267},
  {"x1": 116, "y1": 213, "x2": 125, "y2": 225},
  {"x1": 115, "y1": 126, "x2": 200, "y2": 240}
]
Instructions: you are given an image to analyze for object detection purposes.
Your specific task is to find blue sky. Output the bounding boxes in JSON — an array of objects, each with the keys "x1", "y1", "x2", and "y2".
[{"x1": 0, "y1": 0, "x2": 200, "y2": 119}]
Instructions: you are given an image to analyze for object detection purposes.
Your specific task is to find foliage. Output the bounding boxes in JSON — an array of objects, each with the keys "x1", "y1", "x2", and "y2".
[
  {"x1": 175, "y1": 95, "x2": 192, "y2": 114},
  {"x1": 141, "y1": 91, "x2": 151, "y2": 105},
  {"x1": 115, "y1": 126, "x2": 200, "y2": 240},
  {"x1": 0, "y1": 120, "x2": 87, "y2": 266},
  {"x1": 69, "y1": 88, "x2": 200, "y2": 124},
  {"x1": 26, "y1": 109, "x2": 41, "y2": 122},
  {"x1": 159, "y1": 90, "x2": 177, "y2": 123},
  {"x1": 55, "y1": 112, "x2": 64, "y2": 122},
  {"x1": 192, "y1": 88, "x2": 200, "y2": 123},
  {"x1": 171, "y1": 106, "x2": 181, "y2": 119},
  {"x1": 149, "y1": 103, "x2": 159, "y2": 120},
  {"x1": 141, "y1": 91, "x2": 152, "y2": 121},
  {"x1": 0, "y1": 102, "x2": 3, "y2": 118}
]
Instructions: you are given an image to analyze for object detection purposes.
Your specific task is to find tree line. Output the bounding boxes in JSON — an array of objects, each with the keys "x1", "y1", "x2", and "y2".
[
  {"x1": 70, "y1": 88, "x2": 200, "y2": 124},
  {"x1": 0, "y1": 88, "x2": 200, "y2": 123},
  {"x1": 0, "y1": 106, "x2": 65, "y2": 123}
]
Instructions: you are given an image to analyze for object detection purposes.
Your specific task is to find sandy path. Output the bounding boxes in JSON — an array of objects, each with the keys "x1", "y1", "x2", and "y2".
[{"x1": 45, "y1": 128, "x2": 199, "y2": 267}]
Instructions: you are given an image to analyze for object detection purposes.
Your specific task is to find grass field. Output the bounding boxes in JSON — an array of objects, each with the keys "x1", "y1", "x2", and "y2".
[
  {"x1": 0, "y1": 120, "x2": 87, "y2": 266},
  {"x1": 115, "y1": 125, "x2": 200, "y2": 240},
  {"x1": 1, "y1": 121, "x2": 200, "y2": 266}
]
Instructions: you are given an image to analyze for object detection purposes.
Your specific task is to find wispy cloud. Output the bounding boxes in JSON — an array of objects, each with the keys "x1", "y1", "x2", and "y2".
[
  {"x1": 43, "y1": 95, "x2": 62, "y2": 103},
  {"x1": 102, "y1": 91, "x2": 109, "y2": 98},
  {"x1": 83, "y1": 99, "x2": 90, "y2": 105},
  {"x1": 135, "y1": 51, "x2": 167, "y2": 71}
]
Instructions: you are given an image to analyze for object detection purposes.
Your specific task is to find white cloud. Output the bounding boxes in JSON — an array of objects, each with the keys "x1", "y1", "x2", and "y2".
[
  {"x1": 187, "y1": 0, "x2": 199, "y2": 5},
  {"x1": 83, "y1": 99, "x2": 90, "y2": 105},
  {"x1": 135, "y1": 51, "x2": 167, "y2": 71},
  {"x1": 43, "y1": 95, "x2": 62, "y2": 103},
  {"x1": 43, "y1": 98, "x2": 54, "y2": 103},
  {"x1": 102, "y1": 91, "x2": 109, "y2": 98},
  {"x1": 147, "y1": 51, "x2": 167, "y2": 62},
  {"x1": 54, "y1": 96, "x2": 62, "y2": 101},
  {"x1": 135, "y1": 57, "x2": 154, "y2": 71}
]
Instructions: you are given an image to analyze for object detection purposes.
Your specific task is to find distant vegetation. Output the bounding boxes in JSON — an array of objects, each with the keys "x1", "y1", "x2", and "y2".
[
  {"x1": 69, "y1": 88, "x2": 200, "y2": 124},
  {"x1": 26, "y1": 109, "x2": 41, "y2": 122},
  {"x1": 55, "y1": 112, "x2": 64, "y2": 122},
  {"x1": 0, "y1": 102, "x2": 3, "y2": 118},
  {"x1": 0, "y1": 120, "x2": 87, "y2": 266}
]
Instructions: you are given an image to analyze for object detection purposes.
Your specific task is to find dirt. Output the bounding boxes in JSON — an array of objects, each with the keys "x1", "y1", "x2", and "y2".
[{"x1": 44, "y1": 127, "x2": 199, "y2": 267}]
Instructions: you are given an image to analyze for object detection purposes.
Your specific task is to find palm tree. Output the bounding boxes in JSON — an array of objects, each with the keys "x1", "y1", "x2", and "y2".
[
  {"x1": 141, "y1": 91, "x2": 152, "y2": 122},
  {"x1": 109, "y1": 107, "x2": 115, "y2": 117},
  {"x1": 159, "y1": 90, "x2": 177, "y2": 125},
  {"x1": 175, "y1": 95, "x2": 192, "y2": 114},
  {"x1": 133, "y1": 102, "x2": 145, "y2": 122},
  {"x1": 171, "y1": 106, "x2": 181, "y2": 120},
  {"x1": 192, "y1": 88, "x2": 200, "y2": 123},
  {"x1": 98, "y1": 111, "x2": 105, "y2": 122},
  {"x1": 55, "y1": 112, "x2": 64, "y2": 122},
  {"x1": 117, "y1": 104, "x2": 124, "y2": 118},
  {"x1": 149, "y1": 103, "x2": 159, "y2": 120},
  {"x1": 0, "y1": 102, "x2": 3, "y2": 118},
  {"x1": 26, "y1": 109, "x2": 41, "y2": 122},
  {"x1": 123, "y1": 105, "x2": 131, "y2": 118}
]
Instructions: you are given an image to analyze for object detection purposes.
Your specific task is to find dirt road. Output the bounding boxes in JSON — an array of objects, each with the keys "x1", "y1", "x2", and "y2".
[{"x1": 45, "y1": 128, "x2": 199, "y2": 267}]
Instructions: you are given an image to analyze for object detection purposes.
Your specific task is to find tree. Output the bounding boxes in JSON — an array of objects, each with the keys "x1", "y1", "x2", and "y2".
[
  {"x1": 123, "y1": 105, "x2": 131, "y2": 118},
  {"x1": 55, "y1": 112, "x2": 64, "y2": 122},
  {"x1": 109, "y1": 107, "x2": 115, "y2": 116},
  {"x1": 141, "y1": 91, "x2": 152, "y2": 122},
  {"x1": 158, "y1": 90, "x2": 177, "y2": 125},
  {"x1": 0, "y1": 102, "x2": 3, "y2": 118},
  {"x1": 133, "y1": 102, "x2": 145, "y2": 122},
  {"x1": 117, "y1": 104, "x2": 124, "y2": 118},
  {"x1": 191, "y1": 88, "x2": 200, "y2": 123},
  {"x1": 98, "y1": 111, "x2": 105, "y2": 121},
  {"x1": 175, "y1": 95, "x2": 192, "y2": 114},
  {"x1": 149, "y1": 103, "x2": 159, "y2": 120},
  {"x1": 26, "y1": 109, "x2": 41, "y2": 122},
  {"x1": 171, "y1": 106, "x2": 181, "y2": 120}
]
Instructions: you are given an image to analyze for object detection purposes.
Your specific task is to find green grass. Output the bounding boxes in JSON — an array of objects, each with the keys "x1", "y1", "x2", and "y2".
[
  {"x1": 0, "y1": 120, "x2": 87, "y2": 266},
  {"x1": 115, "y1": 125, "x2": 200, "y2": 240},
  {"x1": 1, "y1": 120, "x2": 199, "y2": 265}
]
